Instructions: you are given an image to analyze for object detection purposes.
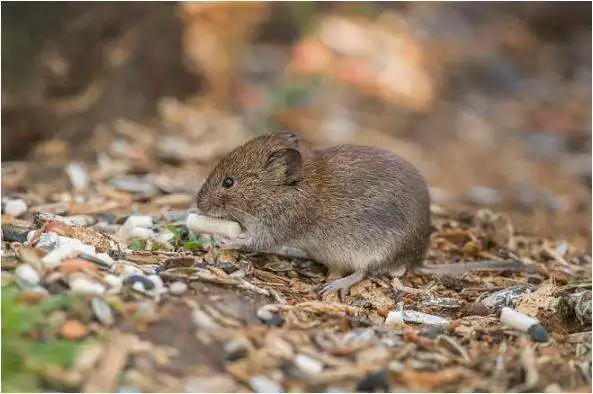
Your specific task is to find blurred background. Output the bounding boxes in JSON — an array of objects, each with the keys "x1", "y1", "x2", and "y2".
[{"x1": 2, "y1": 2, "x2": 591, "y2": 250}]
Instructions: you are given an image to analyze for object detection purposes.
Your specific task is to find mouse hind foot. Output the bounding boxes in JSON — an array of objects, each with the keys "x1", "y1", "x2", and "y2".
[{"x1": 317, "y1": 271, "x2": 367, "y2": 302}]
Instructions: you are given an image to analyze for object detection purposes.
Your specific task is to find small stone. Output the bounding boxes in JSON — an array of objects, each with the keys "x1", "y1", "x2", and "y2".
[
  {"x1": 355, "y1": 346, "x2": 389, "y2": 365},
  {"x1": 60, "y1": 259, "x2": 99, "y2": 276},
  {"x1": 15, "y1": 264, "x2": 40, "y2": 288},
  {"x1": 418, "y1": 325, "x2": 445, "y2": 339},
  {"x1": 95, "y1": 253, "x2": 115, "y2": 267},
  {"x1": 257, "y1": 307, "x2": 274, "y2": 321},
  {"x1": 60, "y1": 320, "x2": 89, "y2": 340},
  {"x1": 4, "y1": 198, "x2": 28, "y2": 217},
  {"x1": 527, "y1": 324, "x2": 549, "y2": 343},
  {"x1": 356, "y1": 370, "x2": 389, "y2": 392},
  {"x1": 181, "y1": 375, "x2": 237, "y2": 393},
  {"x1": 20, "y1": 290, "x2": 48, "y2": 304},
  {"x1": 260, "y1": 314, "x2": 285, "y2": 327},
  {"x1": 294, "y1": 354, "x2": 324, "y2": 375},
  {"x1": 123, "y1": 215, "x2": 153, "y2": 229},
  {"x1": 74, "y1": 342, "x2": 104, "y2": 372},
  {"x1": 250, "y1": 376, "x2": 283, "y2": 393},
  {"x1": 217, "y1": 262, "x2": 239, "y2": 274},
  {"x1": 91, "y1": 297, "x2": 114, "y2": 326},
  {"x1": 124, "y1": 275, "x2": 155, "y2": 291},
  {"x1": 467, "y1": 186, "x2": 501, "y2": 206},
  {"x1": 169, "y1": 281, "x2": 188, "y2": 295},
  {"x1": 114, "y1": 262, "x2": 144, "y2": 278},
  {"x1": 66, "y1": 163, "x2": 90, "y2": 190},
  {"x1": 224, "y1": 339, "x2": 250, "y2": 361},
  {"x1": 147, "y1": 274, "x2": 165, "y2": 293}
]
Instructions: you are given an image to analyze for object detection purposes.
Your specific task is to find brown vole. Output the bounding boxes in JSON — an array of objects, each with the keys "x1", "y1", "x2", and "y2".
[{"x1": 195, "y1": 131, "x2": 535, "y2": 300}]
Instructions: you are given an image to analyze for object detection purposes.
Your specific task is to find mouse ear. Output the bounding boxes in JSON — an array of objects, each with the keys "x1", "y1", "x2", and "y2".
[
  {"x1": 265, "y1": 148, "x2": 302, "y2": 185},
  {"x1": 268, "y1": 130, "x2": 300, "y2": 150}
]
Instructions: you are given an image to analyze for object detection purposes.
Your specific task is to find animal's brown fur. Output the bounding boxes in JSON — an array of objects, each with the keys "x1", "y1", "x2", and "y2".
[{"x1": 196, "y1": 131, "x2": 431, "y2": 299}]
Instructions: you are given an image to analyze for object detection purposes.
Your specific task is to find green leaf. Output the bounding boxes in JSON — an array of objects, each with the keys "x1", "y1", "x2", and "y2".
[
  {"x1": 128, "y1": 241, "x2": 144, "y2": 251},
  {"x1": 183, "y1": 240, "x2": 201, "y2": 251}
]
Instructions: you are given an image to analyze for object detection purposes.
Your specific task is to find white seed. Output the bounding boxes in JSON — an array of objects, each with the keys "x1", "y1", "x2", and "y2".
[
  {"x1": 15, "y1": 264, "x2": 40, "y2": 288},
  {"x1": 91, "y1": 297, "x2": 114, "y2": 326},
  {"x1": 294, "y1": 354, "x2": 324, "y2": 375},
  {"x1": 169, "y1": 281, "x2": 188, "y2": 295},
  {"x1": 500, "y1": 307, "x2": 538, "y2": 332},
  {"x1": 4, "y1": 199, "x2": 28, "y2": 217},
  {"x1": 250, "y1": 376, "x2": 283, "y2": 393},
  {"x1": 186, "y1": 213, "x2": 241, "y2": 239},
  {"x1": 66, "y1": 163, "x2": 90, "y2": 190},
  {"x1": 386, "y1": 309, "x2": 450, "y2": 326},
  {"x1": 69, "y1": 276, "x2": 106, "y2": 295}
]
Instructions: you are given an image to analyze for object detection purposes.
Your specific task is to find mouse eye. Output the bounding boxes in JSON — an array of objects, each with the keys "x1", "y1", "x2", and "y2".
[{"x1": 221, "y1": 177, "x2": 234, "y2": 189}]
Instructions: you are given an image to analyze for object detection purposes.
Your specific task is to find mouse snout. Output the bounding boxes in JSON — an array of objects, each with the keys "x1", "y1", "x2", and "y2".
[{"x1": 195, "y1": 189, "x2": 226, "y2": 218}]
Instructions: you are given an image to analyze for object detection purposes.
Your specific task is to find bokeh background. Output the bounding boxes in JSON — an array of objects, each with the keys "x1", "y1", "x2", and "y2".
[{"x1": 2, "y1": 2, "x2": 591, "y2": 250}]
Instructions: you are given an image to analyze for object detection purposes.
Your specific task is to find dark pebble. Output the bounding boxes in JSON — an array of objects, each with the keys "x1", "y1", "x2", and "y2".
[
  {"x1": 155, "y1": 265, "x2": 164, "y2": 274},
  {"x1": 356, "y1": 371, "x2": 389, "y2": 393},
  {"x1": 78, "y1": 253, "x2": 111, "y2": 270},
  {"x1": 124, "y1": 275, "x2": 155, "y2": 291},
  {"x1": 96, "y1": 213, "x2": 118, "y2": 225},
  {"x1": 217, "y1": 262, "x2": 239, "y2": 274},
  {"x1": 418, "y1": 325, "x2": 445, "y2": 339},
  {"x1": 225, "y1": 345, "x2": 248, "y2": 362},
  {"x1": 1, "y1": 224, "x2": 32, "y2": 243},
  {"x1": 260, "y1": 314, "x2": 285, "y2": 327},
  {"x1": 195, "y1": 263, "x2": 208, "y2": 269},
  {"x1": 527, "y1": 324, "x2": 549, "y2": 343}
]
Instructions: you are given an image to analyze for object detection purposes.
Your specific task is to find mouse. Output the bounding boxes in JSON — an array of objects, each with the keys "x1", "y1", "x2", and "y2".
[{"x1": 195, "y1": 131, "x2": 537, "y2": 301}]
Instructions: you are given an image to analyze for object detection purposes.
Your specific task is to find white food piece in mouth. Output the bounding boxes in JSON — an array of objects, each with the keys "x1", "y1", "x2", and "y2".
[{"x1": 186, "y1": 213, "x2": 242, "y2": 239}]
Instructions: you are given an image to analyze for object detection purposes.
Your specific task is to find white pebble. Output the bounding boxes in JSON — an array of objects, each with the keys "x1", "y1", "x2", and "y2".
[
  {"x1": 294, "y1": 354, "x2": 324, "y2": 375},
  {"x1": 256, "y1": 306, "x2": 275, "y2": 321},
  {"x1": 500, "y1": 307, "x2": 538, "y2": 332},
  {"x1": 15, "y1": 264, "x2": 40, "y2": 288},
  {"x1": 386, "y1": 309, "x2": 450, "y2": 326},
  {"x1": 66, "y1": 163, "x2": 90, "y2": 190},
  {"x1": 186, "y1": 213, "x2": 241, "y2": 239},
  {"x1": 95, "y1": 252, "x2": 115, "y2": 267},
  {"x1": 4, "y1": 199, "x2": 28, "y2": 217},
  {"x1": 114, "y1": 263, "x2": 144, "y2": 278},
  {"x1": 156, "y1": 230, "x2": 175, "y2": 244},
  {"x1": 62, "y1": 215, "x2": 95, "y2": 226},
  {"x1": 385, "y1": 311, "x2": 405, "y2": 326},
  {"x1": 147, "y1": 274, "x2": 165, "y2": 293},
  {"x1": 181, "y1": 375, "x2": 237, "y2": 393},
  {"x1": 70, "y1": 276, "x2": 106, "y2": 295},
  {"x1": 250, "y1": 376, "x2": 283, "y2": 393},
  {"x1": 128, "y1": 227, "x2": 153, "y2": 240},
  {"x1": 169, "y1": 281, "x2": 188, "y2": 295},
  {"x1": 104, "y1": 274, "x2": 123, "y2": 293},
  {"x1": 132, "y1": 281, "x2": 147, "y2": 292},
  {"x1": 42, "y1": 242, "x2": 95, "y2": 266},
  {"x1": 123, "y1": 215, "x2": 153, "y2": 229}
]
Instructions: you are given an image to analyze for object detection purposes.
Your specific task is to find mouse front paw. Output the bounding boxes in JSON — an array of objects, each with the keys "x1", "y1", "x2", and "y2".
[{"x1": 217, "y1": 233, "x2": 253, "y2": 251}]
